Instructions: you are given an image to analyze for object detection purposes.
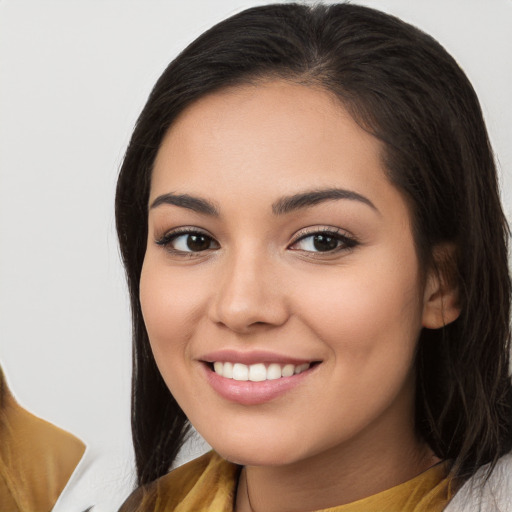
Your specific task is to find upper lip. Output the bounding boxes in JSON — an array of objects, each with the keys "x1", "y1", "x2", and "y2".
[{"x1": 199, "y1": 349, "x2": 318, "y2": 366}]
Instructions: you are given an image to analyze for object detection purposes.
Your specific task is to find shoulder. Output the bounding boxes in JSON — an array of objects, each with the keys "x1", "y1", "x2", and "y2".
[
  {"x1": 119, "y1": 451, "x2": 240, "y2": 512},
  {"x1": 1, "y1": 369, "x2": 85, "y2": 468},
  {"x1": 0, "y1": 375, "x2": 85, "y2": 511},
  {"x1": 445, "y1": 452, "x2": 512, "y2": 512}
]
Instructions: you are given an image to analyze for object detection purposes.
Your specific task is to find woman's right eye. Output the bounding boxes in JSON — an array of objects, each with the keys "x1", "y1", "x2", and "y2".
[{"x1": 156, "y1": 231, "x2": 220, "y2": 253}]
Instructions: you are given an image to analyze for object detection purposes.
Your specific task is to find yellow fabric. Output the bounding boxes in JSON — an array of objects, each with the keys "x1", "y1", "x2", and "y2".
[
  {"x1": 120, "y1": 450, "x2": 455, "y2": 512},
  {"x1": 0, "y1": 368, "x2": 86, "y2": 512}
]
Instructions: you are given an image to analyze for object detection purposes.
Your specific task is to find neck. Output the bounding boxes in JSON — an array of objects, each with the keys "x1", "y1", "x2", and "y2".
[{"x1": 235, "y1": 419, "x2": 438, "y2": 512}]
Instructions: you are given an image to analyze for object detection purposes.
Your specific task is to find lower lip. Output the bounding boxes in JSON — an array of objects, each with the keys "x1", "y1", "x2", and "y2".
[{"x1": 201, "y1": 363, "x2": 317, "y2": 405}]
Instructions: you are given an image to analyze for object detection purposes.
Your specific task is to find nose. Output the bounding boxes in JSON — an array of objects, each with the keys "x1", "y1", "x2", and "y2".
[{"x1": 209, "y1": 248, "x2": 289, "y2": 333}]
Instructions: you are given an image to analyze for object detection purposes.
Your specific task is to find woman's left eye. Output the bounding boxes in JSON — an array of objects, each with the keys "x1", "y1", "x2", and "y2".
[{"x1": 290, "y1": 231, "x2": 357, "y2": 253}]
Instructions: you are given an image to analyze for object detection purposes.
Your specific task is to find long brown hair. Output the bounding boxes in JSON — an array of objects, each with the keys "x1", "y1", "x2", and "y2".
[{"x1": 116, "y1": 2, "x2": 512, "y2": 486}]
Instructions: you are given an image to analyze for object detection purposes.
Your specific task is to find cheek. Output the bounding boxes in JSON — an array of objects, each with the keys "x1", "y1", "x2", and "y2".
[
  {"x1": 139, "y1": 255, "x2": 206, "y2": 366},
  {"x1": 286, "y1": 259, "x2": 423, "y2": 442},
  {"x1": 291, "y1": 249, "x2": 423, "y2": 376}
]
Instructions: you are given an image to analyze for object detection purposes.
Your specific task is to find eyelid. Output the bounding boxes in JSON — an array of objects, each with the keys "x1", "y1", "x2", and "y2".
[
  {"x1": 153, "y1": 225, "x2": 357, "y2": 255},
  {"x1": 289, "y1": 226, "x2": 358, "y2": 253},
  {"x1": 155, "y1": 226, "x2": 220, "y2": 254},
  {"x1": 155, "y1": 226, "x2": 208, "y2": 243}
]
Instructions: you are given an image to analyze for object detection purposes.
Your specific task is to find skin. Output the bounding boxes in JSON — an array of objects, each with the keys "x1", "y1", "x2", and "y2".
[{"x1": 140, "y1": 80, "x2": 459, "y2": 512}]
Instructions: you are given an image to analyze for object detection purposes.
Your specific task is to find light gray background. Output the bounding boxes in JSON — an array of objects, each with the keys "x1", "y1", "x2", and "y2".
[{"x1": 1, "y1": 0, "x2": 511, "y2": 505}]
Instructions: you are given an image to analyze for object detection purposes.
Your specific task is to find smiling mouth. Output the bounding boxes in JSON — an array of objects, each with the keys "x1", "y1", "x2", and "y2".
[
  {"x1": 201, "y1": 358, "x2": 321, "y2": 405},
  {"x1": 208, "y1": 361, "x2": 320, "y2": 382}
]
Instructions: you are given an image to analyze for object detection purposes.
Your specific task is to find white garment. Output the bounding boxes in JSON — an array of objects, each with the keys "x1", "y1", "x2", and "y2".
[
  {"x1": 51, "y1": 445, "x2": 134, "y2": 512},
  {"x1": 445, "y1": 452, "x2": 512, "y2": 512}
]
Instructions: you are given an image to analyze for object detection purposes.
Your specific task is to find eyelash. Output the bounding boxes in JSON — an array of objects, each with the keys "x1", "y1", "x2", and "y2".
[
  {"x1": 289, "y1": 228, "x2": 358, "y2": 254},
  {"x1": 155, "y1": 228, "x2": 218, "y2": 255},
  {"x1": 155, "y1": 227, "x2": 358, "y2": 256}
]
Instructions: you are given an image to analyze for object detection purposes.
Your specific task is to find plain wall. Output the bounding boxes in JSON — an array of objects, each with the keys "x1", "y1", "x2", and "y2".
[{"x1": 1, "y1": 0, "x2": 511, "y2": 502}]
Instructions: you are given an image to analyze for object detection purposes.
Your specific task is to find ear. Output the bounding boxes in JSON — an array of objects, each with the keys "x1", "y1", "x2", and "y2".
[{"x1": 422, "y1": 244, "x2": 461, "y2": 329}]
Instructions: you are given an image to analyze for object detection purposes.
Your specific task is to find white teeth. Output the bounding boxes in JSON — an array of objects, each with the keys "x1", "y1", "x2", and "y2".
[
  {"x1": 281, "y1": 364, "x2": 295, "y2": 377},
  {"x1": 223, "y1": 362, "x2": 234, "y2": 379},
  {"x1": 249, "y1": 363, "x2": 267, "y2": 382},
  {"x1": 212, "y1": 361, "x2": 311, "y2": 380},
  {"x1": 267, "y1": 363, "x2": 282, "y2": 380},
  {"x1": 295, "y1": 363, "x2": 309, "y2": 374},
  {"x1": 213, "y1": 362, "x2": 223, "y2": 376},
  {"x1": 233, "y1": 363, "x2": 249, "y2": 381}
]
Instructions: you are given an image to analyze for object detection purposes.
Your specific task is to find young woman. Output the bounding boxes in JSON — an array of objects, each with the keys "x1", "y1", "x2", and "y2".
[{"x1": 116, "y1": 3, "x2": 512, "y2": 511}]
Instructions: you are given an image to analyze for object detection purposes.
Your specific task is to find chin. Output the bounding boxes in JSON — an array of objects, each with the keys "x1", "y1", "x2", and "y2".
[
  {"x1": 218, "y1": 447, "x2": 297, "y2": 467},
  {"x1": 204, "y1": 431, "x2": 307, "y2": 468}
]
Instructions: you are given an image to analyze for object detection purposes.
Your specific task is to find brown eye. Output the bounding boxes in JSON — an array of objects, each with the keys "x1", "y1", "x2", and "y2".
[
  {"x1": 157, "y1": 231, "x2": 219, "y2": 253},
  {"x1": 311, "y1": 234, "x2": 339, "y2": 252},
  {"x1": 290, "y1": 230, "x2": 358, "y2": 253},
  {"x1": 185, "y1": 234, "x2": 212, "y2": 252}
]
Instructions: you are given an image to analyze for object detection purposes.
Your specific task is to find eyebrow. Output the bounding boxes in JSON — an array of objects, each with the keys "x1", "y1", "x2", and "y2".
[
  {"x1": 272, "y1": 188, "x2": 379, "y2": 215},
  {"x1": 150, "y1": 187, "x2": 378, "y2": 216},
  {"x1": 150, "y1": 193, "x2": 219, "y2": 216}
]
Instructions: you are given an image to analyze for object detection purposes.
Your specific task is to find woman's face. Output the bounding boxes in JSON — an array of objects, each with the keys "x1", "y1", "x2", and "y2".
[{"x1": 140, "y1": 81, "x2": 432, "y2": 468}]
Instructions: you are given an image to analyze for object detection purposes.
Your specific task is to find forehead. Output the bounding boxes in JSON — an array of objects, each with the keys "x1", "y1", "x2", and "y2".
[{"x1": 150, "y1": 80, "x2": 405, "y2": 223}]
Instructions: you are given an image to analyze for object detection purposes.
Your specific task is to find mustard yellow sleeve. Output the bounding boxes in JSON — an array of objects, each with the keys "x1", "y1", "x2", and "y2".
[{"x1": 0, "y1": 369, "x2": 86, "y2": 512}]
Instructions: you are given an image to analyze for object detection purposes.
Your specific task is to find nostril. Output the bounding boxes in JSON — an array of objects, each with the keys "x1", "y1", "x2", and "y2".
[{"x1": 250, "y1": 321, "x2": 268, "y2": 327}]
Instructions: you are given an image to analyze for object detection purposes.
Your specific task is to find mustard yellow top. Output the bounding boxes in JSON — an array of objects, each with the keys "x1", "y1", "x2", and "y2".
[
  {"x1": 120, "y1": 451, "x2": 455, "y2": 512},
  {"x1": 0, "y1": 367, "x2": 86, "y2": 512}
]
